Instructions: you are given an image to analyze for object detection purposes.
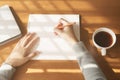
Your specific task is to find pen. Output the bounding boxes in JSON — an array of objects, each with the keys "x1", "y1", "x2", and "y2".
[{"x1": 59, "y1": 18, "x2": 76, "y2": 28}]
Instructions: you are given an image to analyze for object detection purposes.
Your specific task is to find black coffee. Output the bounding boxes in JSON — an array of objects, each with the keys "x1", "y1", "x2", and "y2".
[{"x1": 94, "y1": 31, "x2": 113, "y2": 47}]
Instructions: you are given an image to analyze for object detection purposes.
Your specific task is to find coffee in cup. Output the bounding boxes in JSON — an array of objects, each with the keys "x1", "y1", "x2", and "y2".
[{"x1": 92, "y1": 27, "x2": 116, "y2": 56}]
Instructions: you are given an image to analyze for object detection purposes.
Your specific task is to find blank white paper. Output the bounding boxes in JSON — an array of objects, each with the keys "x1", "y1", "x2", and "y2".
[{"x1": 28, "y1": 14, "x2": 80, "y2": 60}]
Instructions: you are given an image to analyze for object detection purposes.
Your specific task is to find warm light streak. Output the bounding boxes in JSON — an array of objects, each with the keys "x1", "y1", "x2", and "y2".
[
  {"x1": 113, "y1": 69, "x2": 120, "y2": 73},
  {"x1": 47, "y1": 69, "x2": 81, "y2": 73},
  {"x1": 26, "y1": 68, "x2": 44, "y2": 73},
  {"x1": 26, "y1": 68, "x2": 81, "y2": 74}
]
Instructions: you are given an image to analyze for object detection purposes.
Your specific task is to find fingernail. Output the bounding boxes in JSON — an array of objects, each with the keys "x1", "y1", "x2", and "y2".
[
  {"x1": 54, "y1": 32, "x2": 58, "y2": 35},
  {"x1": 36, "y1": 51, "x2": 40, "y2": 54}
]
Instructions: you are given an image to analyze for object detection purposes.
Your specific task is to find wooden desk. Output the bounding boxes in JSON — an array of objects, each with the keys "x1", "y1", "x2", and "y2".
[{"x1": 0, "y1": 0, "x2": 120, "y2": 80}]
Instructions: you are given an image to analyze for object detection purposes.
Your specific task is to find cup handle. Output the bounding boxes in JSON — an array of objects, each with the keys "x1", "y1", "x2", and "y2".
[{"x1": 101, "y1": 48, "x2": 106, "y2": 56}]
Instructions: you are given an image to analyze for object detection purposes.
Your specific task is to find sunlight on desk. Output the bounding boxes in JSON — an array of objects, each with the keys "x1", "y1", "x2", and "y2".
[
  {"x1": 26, "y1": 68, "x2": 44, "y2": 73},
  {"x1": 47, "y1": 69, "x2": 81, "y2": 73},
  {"x1": 26, "y1": 68, "x2": 81, "y2": 74},
  {"x1": 113, "y1": 69, "x2": 120, "y2": 73},
  {"x1": 13, "y1": 60, "x2": 84, "y2": 80}
]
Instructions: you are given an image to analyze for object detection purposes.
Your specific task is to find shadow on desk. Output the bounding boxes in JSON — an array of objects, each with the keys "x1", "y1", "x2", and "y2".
[{"x1": 13, "y1": 60, "x2": 84, "y2": 80}]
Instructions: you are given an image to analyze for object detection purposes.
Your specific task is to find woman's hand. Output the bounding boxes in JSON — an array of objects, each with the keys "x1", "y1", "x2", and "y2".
[
  {"x1": 54, "y1": 18, "x2": 79, "y2": 45},
  {"x1": 5, "y1": 33, "x2": 40, "y2": 67}
]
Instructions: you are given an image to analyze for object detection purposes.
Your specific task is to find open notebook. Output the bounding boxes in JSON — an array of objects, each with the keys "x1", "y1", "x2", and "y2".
[
  {"x1": 0, "y1": 5, "x2": 22, "y2": 45},
  {"x1": 28, "y1": 14, "x2": 80, "y2": 60}
]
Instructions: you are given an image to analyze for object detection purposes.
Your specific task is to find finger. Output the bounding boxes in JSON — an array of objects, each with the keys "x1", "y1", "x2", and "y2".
[
  {"x1": 22, "y1": 33, "x2": 36, "y2": 47},
  {"x1": 23, "y1": 35, "x2": 39, "y2": 57},
  {"x1": 55, "y1": 22, "x2": 64, "y2": 29},
  {"x1": 25, "y1": 35, "x2": 40, "y2": 52},
  {"x1": 54, "y1": 27, "x2": 63, "y2": 36},
  {"x1": 15, "y1": 33, "x2": 31, "y2": 48},
  {"x1": 54, "y1": 22, "x2": 64, "y2": 35},
  {"x1": 27, "y1": 51, "x2": 40, "y2": 59},
  {"x1": 20, "y1": 33, "x2": 31, "y2": 43},
  {"x1": 57, "y1": 22, "x2": 63, "y2": 28}
]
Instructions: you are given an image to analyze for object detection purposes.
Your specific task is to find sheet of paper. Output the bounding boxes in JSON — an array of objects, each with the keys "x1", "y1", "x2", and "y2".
[
  {"x1": 0, "y1": 5, "x2": 22, "y2": 44},
  {"x1": 28, "y1": 14, "x2": 80, "y2": 60}
]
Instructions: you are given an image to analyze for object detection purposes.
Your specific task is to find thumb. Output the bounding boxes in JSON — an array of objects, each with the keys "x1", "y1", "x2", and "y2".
[
  {"x1": 54, "y1": 22, "x2": 64, "y2": 35},
  {"x1": 27, "y1": 51, "x2": 40, "y2": 59}
]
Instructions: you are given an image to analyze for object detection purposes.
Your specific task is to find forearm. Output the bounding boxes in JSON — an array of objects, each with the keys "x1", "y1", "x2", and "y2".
[
  {"x1": 73, "y1": 41, "x2": 107, "y2": 80},
  {"x1": 0, "y1": 63, "x2": 16, "y2": 80}
]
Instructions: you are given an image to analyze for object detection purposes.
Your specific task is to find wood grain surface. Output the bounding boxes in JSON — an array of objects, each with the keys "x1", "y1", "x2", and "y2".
[{"x1": 0, "y1": 0, "x2": 120, "y2": 80}]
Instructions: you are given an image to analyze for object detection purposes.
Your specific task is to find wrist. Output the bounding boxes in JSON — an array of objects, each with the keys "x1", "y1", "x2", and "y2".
[
  {"x1": 5, "y1": 58, "x2": 17, "y2": 68},
  {"x1": 2, "y1": 63, "x2": 16, "y2": 69},
  {"x1": 69, "y1": 37, "x2": 79, "y2": 45}
]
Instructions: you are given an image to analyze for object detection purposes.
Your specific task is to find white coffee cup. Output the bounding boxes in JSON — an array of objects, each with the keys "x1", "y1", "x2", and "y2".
[{"x1": 92, "y1": 27, "x2": 116, "y2": 56}]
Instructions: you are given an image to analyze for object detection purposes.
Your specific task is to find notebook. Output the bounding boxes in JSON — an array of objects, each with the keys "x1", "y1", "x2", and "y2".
[
  {"x1": 28, "y1": 14, "x2": 80, "y2": 60},
  {"x1": 0, "y1": 5, "x2": 22, "y2": 45}
]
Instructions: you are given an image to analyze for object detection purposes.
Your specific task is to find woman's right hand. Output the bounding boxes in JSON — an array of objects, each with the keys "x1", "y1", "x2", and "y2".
[{"x1": 54, "y1": 18, "x2": 79, "y2": 45}]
